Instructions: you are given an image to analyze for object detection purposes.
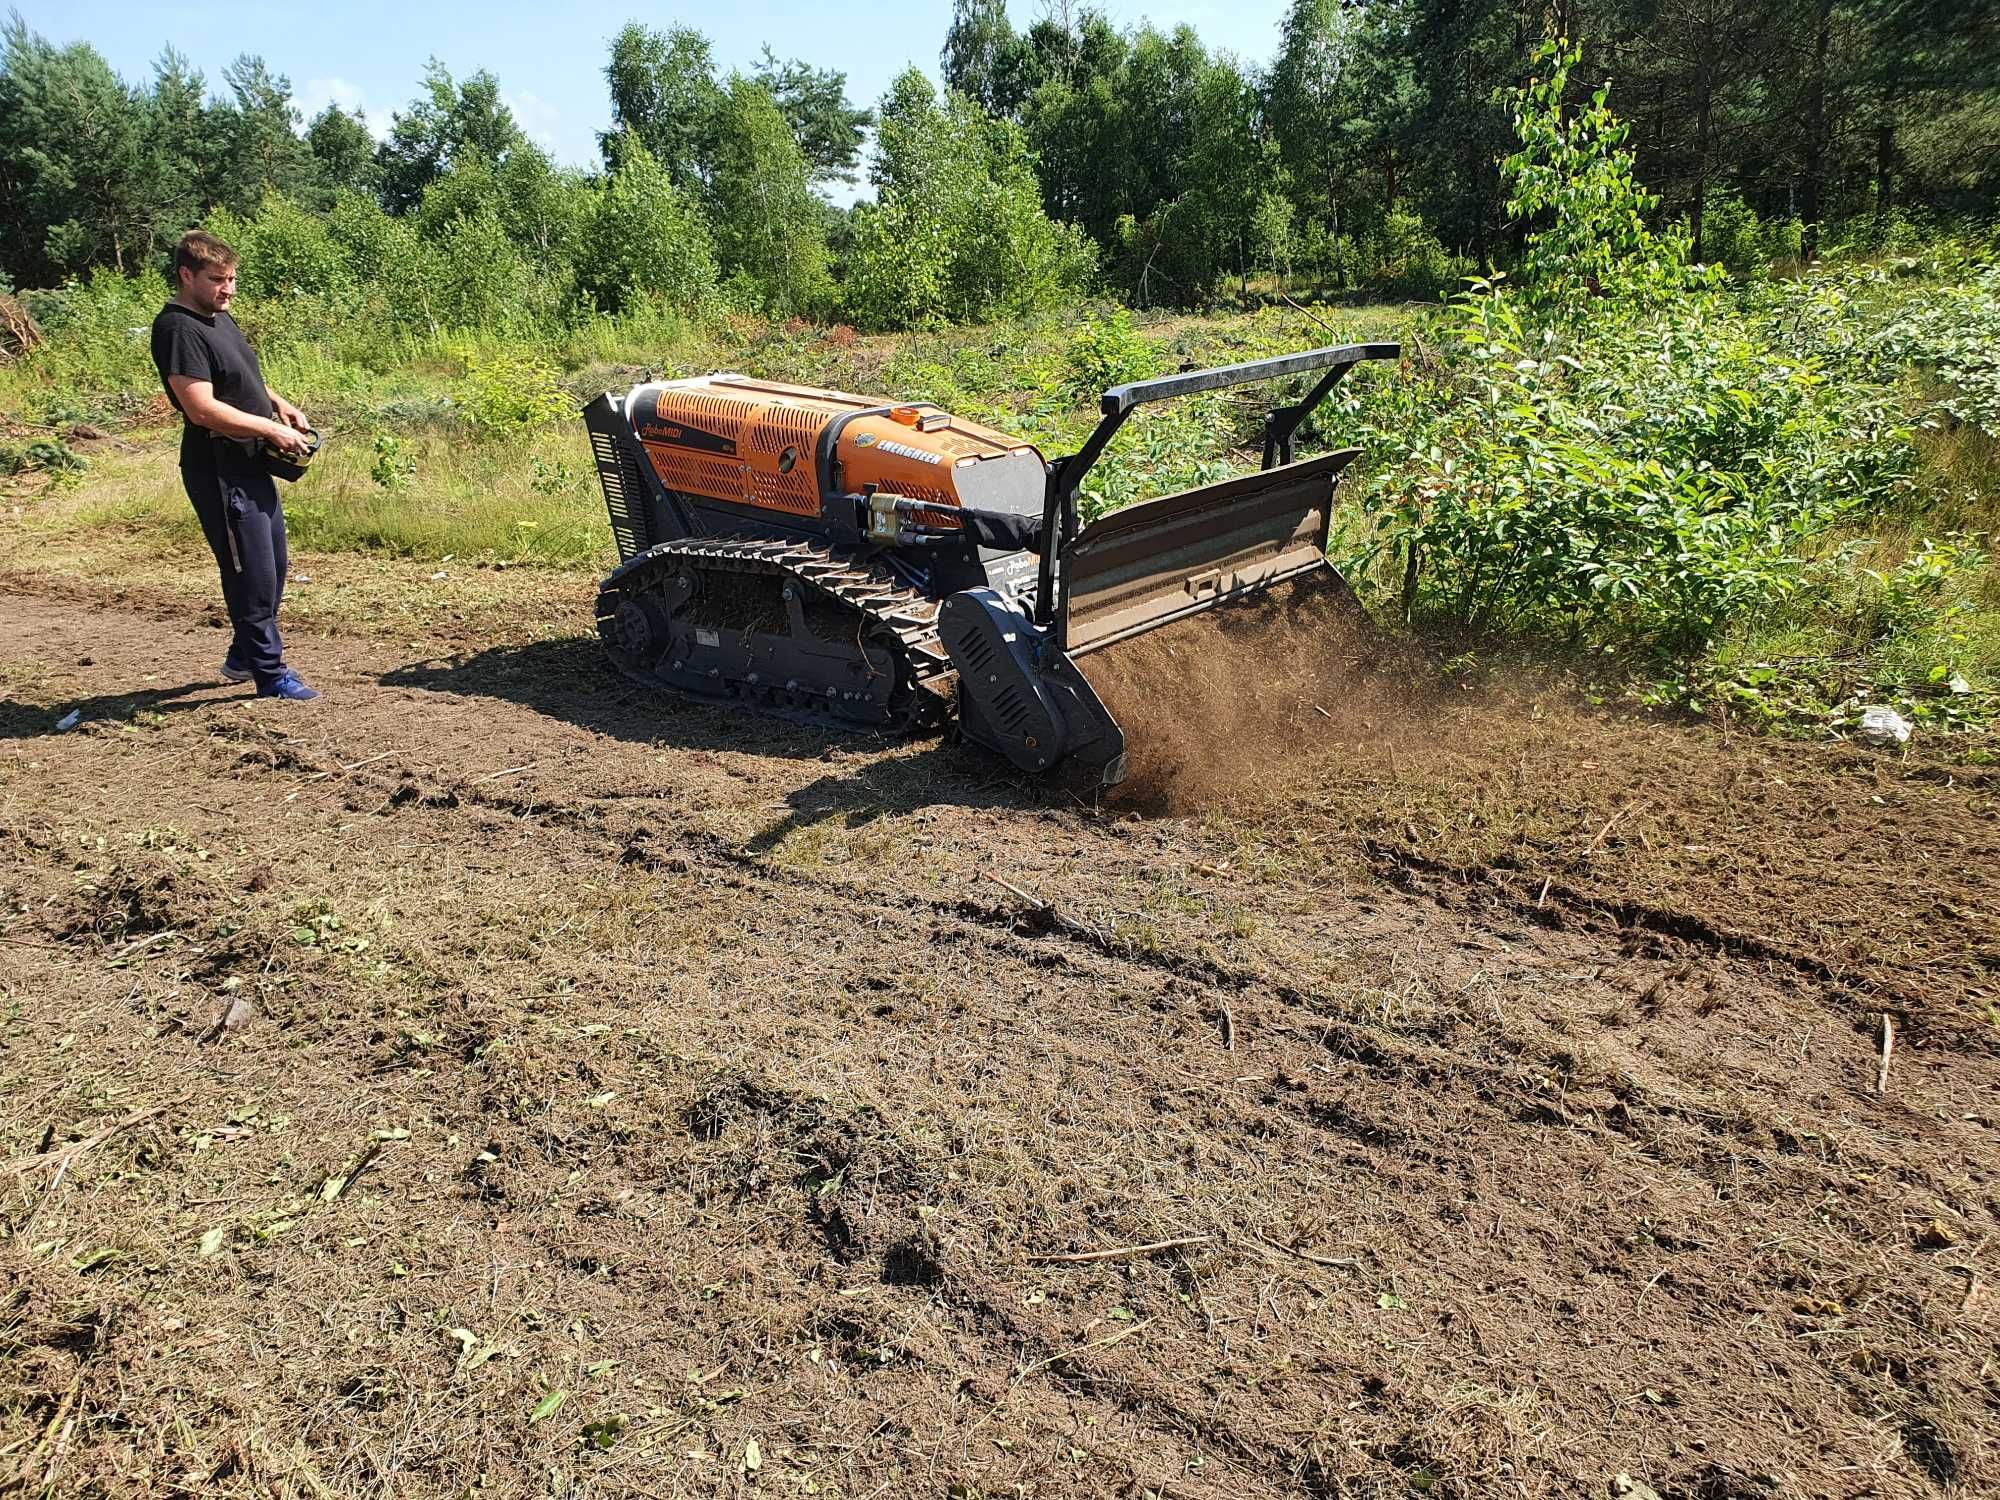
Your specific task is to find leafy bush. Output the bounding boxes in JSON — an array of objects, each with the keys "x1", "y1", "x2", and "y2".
[
  {"x1": 1360, "y1": 211, "x2": 1468, "y2": 299},
  {"x1": 1077, "y1": 393, "x2": 1234, "y2": 522},
  {"x1": 211, "y1": 193, "x2": 355, "y2": 303},
  {"x1": 1864, "y1": 535, "x2": 1989, "y2": 686},
  {"x1": 456, "y1": 349, "x2": 571, "y2": 434},
  {"x1": 1502, "y1": 40, "x2": 1700, "y2": 313},
  {"x1": 370, "y1": 433, "x2": 416, "y2": 490},
  {"x1": 576, "y1": 136, "x2": 718, "y2": 317},
  {"x1": 1061, "y1": 308, "x2": 1157, "y2": 401},
  {"x1": 1762, "y1": 215, "x2": 1805, "y2": 264},
  {"x1": 530, "y1": 450, "x2": 583, "y2": 497},
  {"x1": 1316, "y1": 48, "x2": 1935, "y2": 658},
  {"x1": 843, "y1": 71, "x2": 1095, "y2": 330},
  {"x1": 11, "y1": 270, "x2": 158, "y2": 391},
  {"x1": 0, "y1": 436, "x2": 86, "y2": 477},
  {"x1": 1337, "y1": 278, "x2": 1916, "y2": 652},
  {"x1": 1697, "y1": 193, "x2": 1764, "y2": 278},
  {"x1": 1874, "y1": 532, "x2": 1982, "y2": 608},
  {"x1": 1866, "y1": 262, "x2": 2000, "y2": 438}
]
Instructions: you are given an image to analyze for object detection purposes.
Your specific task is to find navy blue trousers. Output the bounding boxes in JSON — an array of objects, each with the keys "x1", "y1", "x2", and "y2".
[{"x1": 183, "y1": 454, "x2": 288, "y2": 687}]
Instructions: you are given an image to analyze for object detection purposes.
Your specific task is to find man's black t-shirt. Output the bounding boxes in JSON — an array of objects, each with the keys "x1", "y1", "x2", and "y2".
[{"x1": 150, "y1": 301, "x2": 273, "y2": 479}]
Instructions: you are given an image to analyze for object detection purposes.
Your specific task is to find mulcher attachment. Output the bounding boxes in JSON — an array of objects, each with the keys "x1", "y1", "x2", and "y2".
[{"x1": 947, "y1": 344, "x2": 1398, "y2": 785}]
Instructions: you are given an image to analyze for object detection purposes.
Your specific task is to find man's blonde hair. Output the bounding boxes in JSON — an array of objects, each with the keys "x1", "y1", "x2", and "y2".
[{"x1": 173, "y1": 230, "x2": 238, "y2": 284}]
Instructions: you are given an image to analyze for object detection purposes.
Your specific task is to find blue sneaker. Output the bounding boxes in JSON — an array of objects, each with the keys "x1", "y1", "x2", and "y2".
[
  {"x1": 257, "y1": 671, "x2": 320, "y2": 701},
  {"x1": 220, "y1": 654, "x2": 252, "y2": 684}
]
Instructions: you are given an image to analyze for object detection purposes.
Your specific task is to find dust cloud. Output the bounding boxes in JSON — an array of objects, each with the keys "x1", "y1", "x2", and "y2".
[{"x1": 1078, "y1": 568, "x2": 1433, "y2": 814}]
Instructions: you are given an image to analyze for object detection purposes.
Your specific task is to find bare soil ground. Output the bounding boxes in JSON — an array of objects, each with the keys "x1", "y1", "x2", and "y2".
[{"x1": 2, "y1": 559, "x2": 1996, "y2": 1500}]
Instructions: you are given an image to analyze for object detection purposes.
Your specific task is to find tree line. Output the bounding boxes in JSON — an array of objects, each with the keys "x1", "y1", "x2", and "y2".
[
  {"x1": 0, "y1": 1, "x2": 1993, "y2": 334},
  {"x1": 942, "y1": 0, "x2": 1994, "y2": 297}
]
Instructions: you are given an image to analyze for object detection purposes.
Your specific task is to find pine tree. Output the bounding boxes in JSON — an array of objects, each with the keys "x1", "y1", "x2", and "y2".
[
  {"x1": 0, "y1": 18, "x2": 154, "y2": 282},
  {"x1": 750, "y1": 48, "x2": 872, "y2": 185}
]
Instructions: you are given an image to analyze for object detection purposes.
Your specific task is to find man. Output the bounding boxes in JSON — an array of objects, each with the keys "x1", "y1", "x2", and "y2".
[{"x1": 150, "y1": 230, "x2": 319, "y2": 700}]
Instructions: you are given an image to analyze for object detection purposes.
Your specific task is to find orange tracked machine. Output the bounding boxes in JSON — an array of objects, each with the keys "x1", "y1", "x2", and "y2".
[{"x1": 584, "y1": 343, "x2": 1398, "y2": 784}]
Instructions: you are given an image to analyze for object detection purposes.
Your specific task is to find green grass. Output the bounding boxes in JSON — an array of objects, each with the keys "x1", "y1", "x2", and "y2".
[
  {"x1": 51, "y1": 423, "x2": 615, "y2": 568},
  {"x1": 6, "y1": 297, "x2": 1421, "y2": 567},
  {"x1": 1703, "y1": 423, "x2": 2000, "y2": 729}
]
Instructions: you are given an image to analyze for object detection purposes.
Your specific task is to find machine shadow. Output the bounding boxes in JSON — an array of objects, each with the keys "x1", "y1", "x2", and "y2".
[{"x1": 378, "y1": 637, "x2": 1067, "y2": 828}]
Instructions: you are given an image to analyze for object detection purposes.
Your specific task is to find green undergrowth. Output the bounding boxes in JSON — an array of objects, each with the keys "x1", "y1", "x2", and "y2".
[
  {"x1": 53, "y1": 425, "x2": 611, "y2": 567},
  {"x1": 1315, "y1": 251, "x2": 2000, "y2": 734}
]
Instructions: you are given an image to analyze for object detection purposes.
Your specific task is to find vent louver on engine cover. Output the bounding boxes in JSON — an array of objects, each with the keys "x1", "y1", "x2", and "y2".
[{"x1": 584, "y1": 394, "x2": 658, "y2": 562}]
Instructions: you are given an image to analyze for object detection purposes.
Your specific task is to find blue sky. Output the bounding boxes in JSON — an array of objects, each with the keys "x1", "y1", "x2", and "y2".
[{"x1": 16, "y1": 0, "x2": 1295, "y2": 194}]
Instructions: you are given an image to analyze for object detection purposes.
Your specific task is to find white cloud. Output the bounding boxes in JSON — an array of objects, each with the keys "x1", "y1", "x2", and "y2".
[
  {"x1": 503, "y1": 89, "x2": 560, "y2": 152},
  {"x1": 297, "y1": 77, "x2": 394, "y2": 141}
]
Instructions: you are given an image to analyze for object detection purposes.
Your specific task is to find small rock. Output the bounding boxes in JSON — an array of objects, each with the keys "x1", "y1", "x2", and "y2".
[
  {"x1": 199, "y1": 995, "x2": 256, "y2": 1046},
  {"x1": 1918, "y1": 1217, "x2": 1960, "y2": 1250},
  {"x1": 1857, "y1": 706, "x2": 1911, "y2": 747}
]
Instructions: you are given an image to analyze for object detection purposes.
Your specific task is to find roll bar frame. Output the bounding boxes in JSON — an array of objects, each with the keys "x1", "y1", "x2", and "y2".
[{"x1": 1034, "y1": 341, "x2": 1400, "y2": 627}]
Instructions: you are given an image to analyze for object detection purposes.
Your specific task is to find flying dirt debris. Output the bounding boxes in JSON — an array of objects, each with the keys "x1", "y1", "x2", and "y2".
[{"x1": 583, "y1": 341, "x2": 1398, "y2": 786}]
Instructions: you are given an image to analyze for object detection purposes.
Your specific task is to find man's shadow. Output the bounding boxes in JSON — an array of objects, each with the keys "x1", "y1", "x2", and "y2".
[{"x1": 0, "y1": 680, "x2": 241, "y2": 740}]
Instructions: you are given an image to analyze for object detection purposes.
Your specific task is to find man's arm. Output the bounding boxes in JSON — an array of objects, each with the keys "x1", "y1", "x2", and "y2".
[{"x1": 167, "y1": 376, "x2": 309, "y2": 454}]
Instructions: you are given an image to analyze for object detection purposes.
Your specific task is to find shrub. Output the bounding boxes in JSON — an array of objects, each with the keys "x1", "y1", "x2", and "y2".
[
  {"x1": 370, "y1": 433, "x2": 416, "y2": 490},
  {"x1": 1501, "y1": 39, "x2": 1699, "y2": 313},
  {"x1": 1866, "y1": 261, "x2": 2000, "y2": 438},
  {"x1": 576, "y1": 136, "x2": 718, "y2": 318},
  {"x1": 1076, "y1": 393, "x2": 1234, "y2": 522},
  {"x1": 1853, "y1": 535, "x2": 1994, "y2": 725},
  {"x1": 1337, "y1": 281, "x2": 1915, "y2": 653},
  {"x1": 211, "y1": 194, "x2": 355, "y2": 303},
  {"x1": 0, "y1": 436, "x2": 86, "y2": 477},
  {"x1": 1061, "y1": 308, "x2": 1157, "y2": 402},
  {"x1": 843, "y1": 72, "x2": 1094, "y2": 330},
  {"x1": 11, "y1": 270, "x2": 159, "y2": 392},
  {"x1": 1361, "y1": 210, "x2": 1466, "y2": 299},
  {"x1": 1697, "y1": 193, "x2": 1764, "y2": 278},
  {"x1": 456, "y1": 349, "x2": 571, "y2": 434},
  {"x1": 1761, "y1": 215, "x2": 1805, "y2": 264}
]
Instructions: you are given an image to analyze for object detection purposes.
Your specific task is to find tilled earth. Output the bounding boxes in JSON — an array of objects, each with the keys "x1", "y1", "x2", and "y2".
[{"x1": 1, "y1": 575, "x2": 1996, "y2": 1500}]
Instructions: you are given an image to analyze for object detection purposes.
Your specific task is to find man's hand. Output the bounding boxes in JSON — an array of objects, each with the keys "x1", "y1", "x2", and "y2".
[
  {"x1": 271, "y1": 394, "x2": 312, "y2": 433},
  {"x1": 264, "y1": 420, "x2": 311, "y2": 457}
]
